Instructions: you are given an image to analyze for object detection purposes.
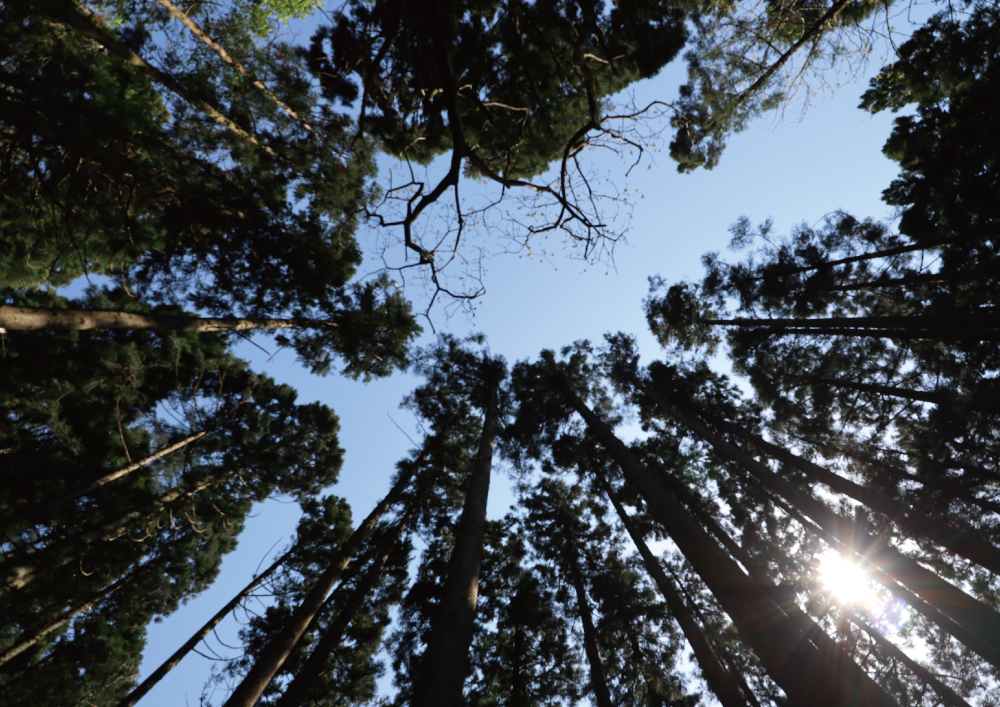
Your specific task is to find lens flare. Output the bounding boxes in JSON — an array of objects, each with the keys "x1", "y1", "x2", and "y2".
[{"x1": 817, "y1": 551, "x2": 875, "y2": 605}]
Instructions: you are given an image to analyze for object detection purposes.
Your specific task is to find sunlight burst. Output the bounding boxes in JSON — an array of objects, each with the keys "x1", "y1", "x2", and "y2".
[{"x1": 817, "y1": 551, "x2": 876, "y2": 606}]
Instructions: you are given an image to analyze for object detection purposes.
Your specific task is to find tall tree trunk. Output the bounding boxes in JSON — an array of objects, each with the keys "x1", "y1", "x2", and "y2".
[
  {"x1": 754, "y1": 239, "x2": 959, "y2": 282},
  {"x1": 707, "y1": 313, "x2": 1000, "y2": 341},
  {"x1": 566, "y1": 545, "x2": 614, "y2": 707},
  {"x1": 410, "y1": 378, "x2": 500, "y2": 707},
  {"x1": 152, "y1": 0, "x2": 314, "y2": 132},
  {"x1": 766, "y1": 485, "x2": 1000, "y2": 670},
  {"x1": 0, "y1": 431, "x2": 207, "y2": 534},
  {"x1": 275, "y1": 513, "x2": 412, "y2": 707},
  {"x1": 643, "y1": 387, "x2": 1000, "y2": 661},
  {"x1": 693, "y1": 405, "x2": 1000, "y2": 576},
  {"x1": 844, "y1": 609, "x2": 973, "y2": 707},
  {"x1": 811, "y1": 377, "x2": 948, "y2": 405},
  {"x1": 601, "y1": 479, "x2": 751, "y2": 707},
  {"x1": 561, "y1": 385, "x2": 898, "y2": 707},
  {"x1": 222, "y1": 464, "x2": 417, "y2": 707},
  {"x1": 0, "y1": 475, "x2": 217, "y2": 596},
  {"x1": 0, "y1": 305, "x2": 335, "y2": 333},
  {"x1": 116, "y1": 547, "x2": 296, "y2": 707}
]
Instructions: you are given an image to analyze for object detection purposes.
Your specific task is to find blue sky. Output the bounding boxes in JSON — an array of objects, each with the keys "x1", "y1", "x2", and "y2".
[{"x1": 132, "y1": 9, "x2": 922, "y2": 703}]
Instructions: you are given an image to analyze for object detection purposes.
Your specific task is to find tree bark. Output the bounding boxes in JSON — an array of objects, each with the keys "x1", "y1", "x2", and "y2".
[
  {"x1": 410, "y1": 377, "x2": 499, "y2": 707},
  {"x1": 221, "y1": 464, "x2": 417, "y2": 707},
  {"x1": 0, "y1": 305, "x2": 335, "y2": 333},
  {"x1": 275, "y1": 514, "x2": 412, "y2": 707},
  {"x1": 0, "y1": 431, "x2": 207, "y2": 534},
  {"x1": 601, "y1": 479, "x2": 751, "y2": 707},
  {"x1": 561, "y1": 384, "x2": 898, "y2": 707},
  {"x1": 116, "y1": 547, "x2": 296, "y2": 707}
]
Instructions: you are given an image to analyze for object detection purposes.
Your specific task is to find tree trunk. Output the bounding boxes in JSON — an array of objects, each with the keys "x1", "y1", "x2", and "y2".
[
  {"x1": 812, "y1": 377, "x2": 948, "y2": 405},
  {"x1": 221, "y1": 464, "x2": 417, "y2": 707},
  {"x1": 707, "y1": 313, "x2": 1000, "y2": 341},
  {"x1": 561, "y1": 385, "x2": 898, "y2": 707},
  {"x1": 766, "y1": 484, "x2": 1000, "y2": 670},
  {"x1": 754, "y1": 240, "x2": 954, "y2": 282},
  {"x1": 696, "y1": 407, "x2": 1000, "y2": 577},
  {"x1": 644, "y1": 387, "x2": 1000, "y2": 662},
  {"x1": 0, "y1": 305, "x2": 335, "y2": 333},
  {"x1": 566, "y1": 546, "x2": 614, "y2": 707},
  {"x1": 275, "y1": 513, "x2": 411, "y2": 707},
  {"x1": 0, "y1": 572, "x2": 128, "y2": 667},
  {"x1": 0, "y1": 431, "x2": 207, "y2": 534},
  {"x1": 410, "y1": 377, "x2": 499, "y2": 707},
  {"x1": 844, "y1": 609, "x2": 972, "y2": 707},
  {"x1": 601, "y1": 479, "x2": 751, "y2": 707},
  {"x1": 0, "y1": 476, "x2": 217, "y2": 596},
  {"x1": 116, "y1": 547, "x2": 296, "y2": 707}
]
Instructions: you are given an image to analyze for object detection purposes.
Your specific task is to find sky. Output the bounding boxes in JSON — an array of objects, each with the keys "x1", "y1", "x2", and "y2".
[{"x1": 130, "y1": 5, "x2": 927, "y2": 703}]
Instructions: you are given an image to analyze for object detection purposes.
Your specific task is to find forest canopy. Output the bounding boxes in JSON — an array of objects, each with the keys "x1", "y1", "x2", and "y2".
[{"x1": 4, "y1": 1, "x2": 1000, "y2": 707}]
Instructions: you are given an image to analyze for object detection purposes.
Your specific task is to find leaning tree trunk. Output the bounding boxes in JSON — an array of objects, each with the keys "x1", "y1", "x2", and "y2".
[
  {"x1": 769, "y1": 490, "x2": 1000, "y2": 671},
  {"x1": 410, "y1": 377, "x2": 500, "y2": 707},
  {"x1": 707, "y1": 312, "x2": 1000, "y2": 341},
  {"x1": 601, "y1": 479, "x2": 751, "y2": 707},
  {"x1": 275, "y1": 512, "x2": 413, "y2": 707},
  {"x1": 688, "y1": 401, "x2": 1000, "y2": 577},
  {"x1": 0, "y1": 474, "x2": 218, "y2": 597},
  {"x1": 644, "y1": 387, "x2": 1000, "y2": 662},
  {"x1": 561, "y1": 384, "x2": 899, "y2": 707},
  {"x1": 221, "y1": 462, "x2": 418, "y2": 707},
  {"x1": 811, "y1": 376, "x2": 948, "y2": 405},
  {"x1": 565, "y1": 543, "x2": 614, "y2": 707},
  {"x1": 0, "y1": 431, "x2": 207, "y2": 534},
  {"x1": 116, "y1": 547, "x2": 297, "y2": 707},
  {"x1": 0, "y1": 305, "x2": 335, "y2": 333},
  {"x1": 844, "y1": 609, "x2": 973, "y2": 707}
]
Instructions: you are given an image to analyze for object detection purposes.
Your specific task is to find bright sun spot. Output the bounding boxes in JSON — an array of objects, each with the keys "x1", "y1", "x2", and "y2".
[{"x1": 817, "y1": 551, "x2": 876, "y2": 606}]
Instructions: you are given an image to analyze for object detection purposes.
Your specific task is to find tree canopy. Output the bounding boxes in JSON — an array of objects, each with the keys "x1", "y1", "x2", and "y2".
[{"x1": 8, "y1": 1, "x2": 1000, "y2": 707}]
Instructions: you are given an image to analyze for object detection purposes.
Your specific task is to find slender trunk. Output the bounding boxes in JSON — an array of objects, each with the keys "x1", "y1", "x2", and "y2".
[
  {"x1": 0, "y1": 476, "x2": 216, "y2": 596},
  {"x1": 812, "y1": 377, "x2": 947, "y2": 405},
  {"x1": 644, "y1": 387, "x2": 1000, "y2": 659},
  {"x1": 699, "y1": 409, "x2": 1000, "y2": 576},
  {"x1": 754, "y1": 241, "x2": 951, "y2": 282},
  {"x1": 116, "y1": 547, "x2": 296, "y2": 707},
  {"x1": 34, "y1": 0, "x2": 279, "y2": 157},
  {"x1": 221, "y1": 465, "x2": 416, "y2": 707},
  {"x1": 566, "y1": 548, "x2": 613, "y2": 707},
  {"x1": 0, "y1": 431, "x2": 207, "y2": 534},
  {"x1": 561, "y1": 385, "x2": 897, "y2": 707},
  {"x1": 602, "y1": 480, "x2": 750, "y2": 707},
  {"x1": 734, "y1": 0, "x2": 853, "y2": 103},
  {"x1": 827, "y1": 271, "x2": 952, "y2": 293},
  {"x1": 0, "y1": 305, "x2": 335, "y2": 333},
  {"x1": 153, "y1": 0, "x2": 314, "y2": 133},
  {"x1": 844, "y1": 609, "x2": 972, "y2": 707},
  {"x1": 411, "y1": 378, "x2": 499, "y2": 707},
  {"x1": 707, "y1": 313, "x2": 1000, "y2": 341},
  {"x1": 274, "y1": 513, "x2": 412, "y2": 707},
  {"x1": 0, "y1": 572, "x2": 127, "y2": 667}
]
